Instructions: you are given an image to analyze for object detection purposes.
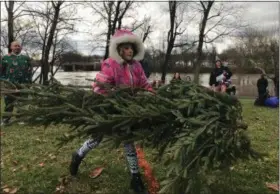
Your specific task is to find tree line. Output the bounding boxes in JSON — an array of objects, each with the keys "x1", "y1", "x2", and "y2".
[{"x1": 1, "y1": 1, "x2": 278, "y2": 85}]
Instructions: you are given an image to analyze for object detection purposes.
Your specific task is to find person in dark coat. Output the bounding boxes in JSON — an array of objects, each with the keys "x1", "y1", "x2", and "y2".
[
  {"x1": 257, "y1": 74, "x2": 268, "y2": 96},
  {"x1": 209, "y1": 60, "x2": 232, "y2": 93},
  {"x1": 172, "y1": 72, "x2": 181, "y2": 81},
  {"x1": 140, "y1": 58, "x2": 150, "y2": 78},
  {"x1": 256, "y1": 74, "x2": 269, "y2": 105},
  {"x1": 1, "y1": 41, "x2": 32, "y2": 125}
]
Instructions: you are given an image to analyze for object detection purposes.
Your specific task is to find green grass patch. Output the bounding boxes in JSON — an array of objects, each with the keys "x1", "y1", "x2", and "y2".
[{"x1": 1, "y1": 99, "x2": 278, "y2": 194}]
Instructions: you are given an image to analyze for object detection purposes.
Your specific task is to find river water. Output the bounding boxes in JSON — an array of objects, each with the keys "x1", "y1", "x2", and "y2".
[{"x1": 34, "y1": 69, "x2": 275, "y2": 97}]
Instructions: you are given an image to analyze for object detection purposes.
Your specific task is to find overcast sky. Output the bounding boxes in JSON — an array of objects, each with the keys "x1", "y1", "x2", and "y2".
[
  {"x1": 1, "y1": 1, "x2": 279, "y2": 56},
  {"x1": 67, "y1": 1, "x2": 279, "y2": 55}
]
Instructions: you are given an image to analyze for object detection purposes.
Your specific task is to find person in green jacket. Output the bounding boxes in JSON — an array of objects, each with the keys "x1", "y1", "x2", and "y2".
[{"x1": 0, "y1": 41, "x2": 32, "y2": 125}]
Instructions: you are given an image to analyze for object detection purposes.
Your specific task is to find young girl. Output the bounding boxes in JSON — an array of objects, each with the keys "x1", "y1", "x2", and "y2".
[
  {"x1": 172, "y1": 72, "x2": 181, "y2": 81},
  {"x1": 69, "y1": 29, "x2": 153, "y2": 193}
]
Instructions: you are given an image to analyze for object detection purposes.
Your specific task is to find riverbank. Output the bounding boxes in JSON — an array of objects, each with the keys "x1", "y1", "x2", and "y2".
[{"x1": 59, "y1": 65, "x2": 275, "y2": 74}]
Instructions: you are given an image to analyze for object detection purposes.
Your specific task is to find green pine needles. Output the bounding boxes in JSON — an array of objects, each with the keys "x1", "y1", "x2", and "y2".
[{"x1": 1, "y1": 79, "x2": 263, "y2": 194}]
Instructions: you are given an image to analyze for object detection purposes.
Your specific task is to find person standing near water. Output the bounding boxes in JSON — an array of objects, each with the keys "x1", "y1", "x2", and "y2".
[
  {"x1": 0, "y1": 41, "x2": 32, "y2": 125},
  {"x1": 256, "y1": 74, "x2": 269, "y2": 105},
  {"x1": 209, "y1": 60, "x2": 232, "y2": 93},
  {"x1": 140, "y1": 57, "x2": 150, "y2": 79},
  {"x1": 172, "y1": 72, "x2": 182, "y2": 81}
]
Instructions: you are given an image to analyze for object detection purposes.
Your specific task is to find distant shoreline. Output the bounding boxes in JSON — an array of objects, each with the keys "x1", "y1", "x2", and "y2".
[{"x1": 61, "y1": 68, "x2": 275, "y2": 74}]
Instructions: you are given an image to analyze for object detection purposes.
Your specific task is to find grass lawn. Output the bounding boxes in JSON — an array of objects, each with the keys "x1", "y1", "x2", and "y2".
[{"x1": 0, "y1": 99, "x2": 278, "y2": 194}]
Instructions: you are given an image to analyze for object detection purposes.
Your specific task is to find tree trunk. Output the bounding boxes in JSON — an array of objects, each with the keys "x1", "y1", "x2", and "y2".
[
  {"x1": 193, "y1": 1, "x2": 214, "y2": 84},
  {"x1": 193, "y1": 41, "x2": 204, "y2": 84},
  {"x1": 161, "y1": 46, "x2": 173, "y2": 83},
  {"x1": 117, "y1": 1, "x2": 132, "y2": 30},
  {"x1": 161, "y1": 1, "x2": 177, "y2": 83},
  {"x1": 38, "y1": 16, "x2": 49, "y2": 84},
  {"x1": 103, "y1": 25, "x2": 111, "y2": 60},
  {"x1": 42, "y1": 2, "x2": 62, "y2": 85},
  {"x1": 50, "y1": 32, "x2": 58, "y2": 78},
  {"x1": 7, "y1": 1, "x2": 15, "y2": 53},
  {"x1": 112, "y1": 1, "x2": 121, "y2": 35},
  {"x1": 103, "y1": 2, "x2": 113, "y2": 60}
]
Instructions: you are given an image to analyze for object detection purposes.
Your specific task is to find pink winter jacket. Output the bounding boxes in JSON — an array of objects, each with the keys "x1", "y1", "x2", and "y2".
[{"x1": 92, "y1": 58, "x2": 153, "y2": 94}]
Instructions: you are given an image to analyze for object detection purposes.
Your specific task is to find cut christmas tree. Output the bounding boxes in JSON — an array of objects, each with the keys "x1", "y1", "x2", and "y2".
[{"x1": 0, "y1": 79, "x2": 263, "y2": 194}]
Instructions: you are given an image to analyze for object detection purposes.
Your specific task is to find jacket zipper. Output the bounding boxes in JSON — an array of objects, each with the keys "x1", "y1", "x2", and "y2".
[
  {"x1": 128, "y1": 65, "x2": 134, "y2": 86},
  {"x1": 124, "y1": 63, "x2": 133, "y2": 87}
]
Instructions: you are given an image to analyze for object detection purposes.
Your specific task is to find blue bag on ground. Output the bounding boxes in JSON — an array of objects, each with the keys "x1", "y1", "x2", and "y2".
[{"x1": 264, "y1": 96, "x2": 279, "y2": 108}]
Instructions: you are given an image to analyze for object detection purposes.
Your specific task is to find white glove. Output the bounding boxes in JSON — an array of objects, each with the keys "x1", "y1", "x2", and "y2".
[{"x1": 216, "y1": 74, "x2": 225, "y2": 82}]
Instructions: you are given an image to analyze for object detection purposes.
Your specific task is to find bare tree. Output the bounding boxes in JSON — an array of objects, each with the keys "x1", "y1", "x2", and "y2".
[
  {"x1": 2, "y1": 1, "x2": 27, "y2": 53},
  {"x1": 132, "y1": 16, "x2": 153, "y2": 43},
  {"x1": 23, "y1": 1, "x2": 80, "y2": 85},
  {"x1": 41, "y1": 1, "x2": 63, "y2": 84},
  {"x1": 236, "y1": 27, "x2": 279, "y2": 96},
  {"x1": 175, "y1": 1, "x2": 246, "y2": 83},
  {"x1": 5, "y1": 1, "x2": 15, "y2": 52},
  {"x1": 0, "y1": 26, "x2": 9, "y2": 55},
  {"x1": 88, "y1": 1, "x2": 135, "y2": 59},
  {"x1": 50, "y1": 37, "x2": 76, "y2": 78},
  {"x1": 1, "y1": 19, "x2": 38, "y2": 56},
  {"x1": 192, "y1": 1, "x2": 215, "y2": 84},
  {"x1": 161, "y1": 1, "x2": 186, "y2": 82}
]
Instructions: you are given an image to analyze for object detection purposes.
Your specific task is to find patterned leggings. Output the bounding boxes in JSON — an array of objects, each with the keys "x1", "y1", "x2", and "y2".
[{"x1": 76, "y1": 136, "x2": 139, "y2": 174}]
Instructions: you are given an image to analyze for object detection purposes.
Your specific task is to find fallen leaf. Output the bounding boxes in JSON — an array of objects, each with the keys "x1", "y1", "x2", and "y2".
[
  {"x1": 1, "y1": 185, "x2": 8, "y2": 189},
  {"x1": 266, "y1": 182, "x2": 279, "y2": 191},
  {"x1": 89, "y1": 167, "x2": 104, "y2": 179},
  {"x1": 55, "y1": 185, "x2": 65, "y2": 193},
  {"x1": 3, "y1": 188, "x2": 11, "y2": 193},
  {"x1": 39, "y1": 163, "x2": 45, "y2": 167},
  {"x1": 2, "y1": 187, "x2": 18, "y2": 194},
  {"x1": 9, "y1": 188, "x2": 18, "y2": 194}
]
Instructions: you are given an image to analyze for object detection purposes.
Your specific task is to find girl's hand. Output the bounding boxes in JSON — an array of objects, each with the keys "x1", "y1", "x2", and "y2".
[{"x1": 147, "y1": 87, "x2": 156, "y2": 95}]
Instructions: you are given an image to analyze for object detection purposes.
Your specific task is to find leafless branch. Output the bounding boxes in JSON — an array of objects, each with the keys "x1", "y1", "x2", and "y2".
[
  {"x1": 207, "y1": 13, "x2": 220, "y2": 21},
  {"x1": 13, "y1": 1, "x2": 25, "y2": 14},
  {"x1": 204, "y1": 28, "x2": 234, "y2": 43},
  {"x1": 4, "y1": 1, "x2": 9, "y2": 10},
  {"x1": 89, "y1": 2, "x2": 108, "y2": 20},
  {"x1": 200, "y1": 1, "x2": 206, "y2": 11},
  {"x1": 174, "y1": 40, "x2": 199, "y2": 48}
]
